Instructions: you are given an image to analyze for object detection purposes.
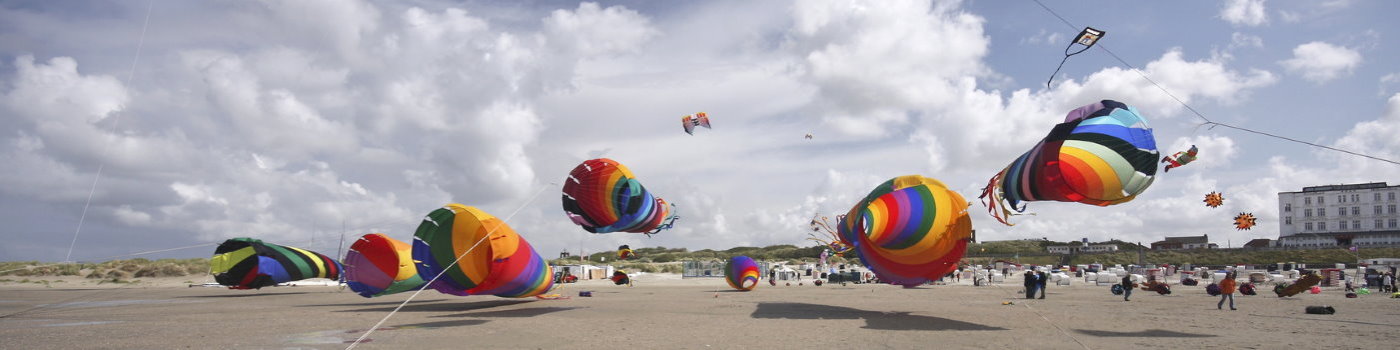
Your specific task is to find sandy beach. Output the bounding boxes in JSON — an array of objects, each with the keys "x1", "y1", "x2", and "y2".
[{"x1": 2, "y1": 273, "x2": 1397, "y2": 349}]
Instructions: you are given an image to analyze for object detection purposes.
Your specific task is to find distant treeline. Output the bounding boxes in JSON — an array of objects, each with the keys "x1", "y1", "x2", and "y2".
[{"x1": 0, "y1": 258, "x2": 208, "y2": 281}]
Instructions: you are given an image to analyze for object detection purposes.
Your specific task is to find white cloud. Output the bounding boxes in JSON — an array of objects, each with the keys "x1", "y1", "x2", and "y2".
[
  {"x1": 1022, "y1": 29, "x2": 1064, "y2": 46},
  {"x1": 0, "y1": 0, "x2": 1389, "y2": 261},
  {"x1": 1229, "y1": 32, "x2": 1264, "y2": 49},
  {"x1": 1381, "y1": 73, "x2": 1400, "y2": 96},
  {"x1": 1330, "y1": 93, "x2": 1400, "y2": 173},
  {"x1": 786, "y1": 0, "x2": 989, "y2": 138},
  {"x1": 1279, "y1": 41, "x2": 1362, "y2": 83},
  {"x1": 1221, "y1": 0, "x2": 1269, "y2": 26}
]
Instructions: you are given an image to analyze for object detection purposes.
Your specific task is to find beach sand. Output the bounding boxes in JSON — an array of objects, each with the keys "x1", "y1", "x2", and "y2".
[{"x1": 1, "y1": 273, "x2": 1397, "y2": 349}]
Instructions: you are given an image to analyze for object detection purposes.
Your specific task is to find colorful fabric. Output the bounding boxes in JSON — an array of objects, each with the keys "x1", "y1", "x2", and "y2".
[
  {"x1": 344, "y1": 233, "x2": 426, "y2": 298},
  {"x1": 981, "y1": 100, "x2": 1158, "y2": 225},
  {"x1": 209, "y1": 238, "x2": 342, "y2": 290},
  {"x1": 725, "y1": 256, "x2": 760, "y2": 291},
  {"x1": 682, "y1": 112, "x2": 712, "y2": 135},
  {"x1": 562, "y1": 158, "x2": 677, "y2": 234},
  {"x1": 412, "y1": 204, "x2": 554, "y2": 298},
  {"x1": 837, "y1": 175, "x2": 974, "y2": 287}
]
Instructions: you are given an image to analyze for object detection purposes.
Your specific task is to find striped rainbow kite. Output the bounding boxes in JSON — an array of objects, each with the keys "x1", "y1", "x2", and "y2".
[{"x1": 979, "y1": 100, "x2": 1159, "y2": 225}]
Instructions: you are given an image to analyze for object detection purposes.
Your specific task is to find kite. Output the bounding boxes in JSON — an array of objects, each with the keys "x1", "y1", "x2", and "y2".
[
  {"x1": 1204, "y1": 192, "x2": 1224, "y2": 208},
  {"x1": 343, "y1": 233, "x2": 426, "y2": 298},
  {"x1": 611, "y1": 270, "x2": 632, "y2": 286},
  {"x1": 980, "y1": 100, "x2": 1159, "y2": 226},
  {"x1": 807, "y1": 214, "x2": 852, "y2": 256},
  {"x1": 804, "y1": 133, "x2": 813, "y2": 139},
  {"x1": 1046, "y1": 27, "x2": 1105, "y2": 88},
  {"x1": 838, "y1": 175, "x2": 974, "y2": 287},
  {"x1": 412, "y1": 204, "x2": 555, "y2": 298},
  {"x1": 617, "y1": 245, "x2": 637, "y2": 260},
  {"x1": 1161, "y1": 145, "x2": 1198, "y2": 173},
  {"x1": 1234, "y1": 212, "x2": 1257, "y2": 230},
  {"x1": 725, "y1": 256, "x2": 760, "y2": 291},
  {"x1": 682, "y1": 112, "x2": 712, "y2": 135},
  {"x1": 209, "y1": 238, "x2": 342, "y2": 290},
  {"x1": 562, "y1": 158, "x2": 678, "y2": 235}
]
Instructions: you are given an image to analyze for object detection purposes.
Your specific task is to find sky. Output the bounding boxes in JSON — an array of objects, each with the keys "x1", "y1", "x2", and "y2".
[{"x1": 1, "y1": 0, "x2": 1398, "y2": 262}]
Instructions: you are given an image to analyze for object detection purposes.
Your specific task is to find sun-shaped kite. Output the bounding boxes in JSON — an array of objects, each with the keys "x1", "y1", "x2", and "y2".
[
  {"x1": 1204, "y1": 192, "x2": 1224, "y2": 208},
  {"x1": 1233, "y1": 212, "x2": 1257, "y2": 230}
]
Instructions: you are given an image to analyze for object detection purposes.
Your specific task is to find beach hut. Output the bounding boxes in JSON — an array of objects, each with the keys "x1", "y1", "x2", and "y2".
[{"x1": 1248, "y1": 272, "x2": 1270, "y2": 284}]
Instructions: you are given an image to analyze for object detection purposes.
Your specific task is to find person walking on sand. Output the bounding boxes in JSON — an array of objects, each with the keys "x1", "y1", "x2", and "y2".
[
  {"x1": 1218, "y1": 272, "x2": 1237, "y2": 310},
  {"x1": 1121, "y1": 274, "x2": 1133, "y2": 301},
  {"x1": 1384, "y1": 272, "x2": 1395, "y2": 293}
]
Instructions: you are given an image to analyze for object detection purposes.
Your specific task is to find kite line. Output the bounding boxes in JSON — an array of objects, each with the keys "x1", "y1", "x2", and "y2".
[
  {"x1": 66, "y1": 0, "x2": 157, "y2": 262},
  {"x1": 1030, "y1": 0, "x2": 1399, "y2": 166}
]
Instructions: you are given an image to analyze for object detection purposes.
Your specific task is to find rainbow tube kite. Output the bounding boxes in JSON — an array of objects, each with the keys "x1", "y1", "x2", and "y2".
[
  {"x1": 562, "y1": 158, "x2": 677, "y2": 235},
  {"x1": 344, "y1": 233, "x2": 426, "y2": 298},
  {"x1": 980, "y1": 100, "x2": 1158, "y2": 225},
  {"x1": 838, "y1": 175, "x2": 973, "y2": 287},
  {"x1": 209, "y1": 238, "x2": 342, "y2": 290},
  {"x1": 725, "y1": 256, "x2": 760, "y2": 291},
  {"x1": 412, "y1": 204, "x2": 554, "y2": 298}
]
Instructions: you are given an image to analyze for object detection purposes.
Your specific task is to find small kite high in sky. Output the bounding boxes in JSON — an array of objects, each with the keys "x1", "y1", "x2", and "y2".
[
  {"x1": 979, "y1": 100, "x2": 1159, "y2": 225},
  {"x1": 1204, "y1": 192, "x2": 1224, "y2": 208},
  {"x1": 1046, "y1": 27, "x2": 1105, "y2": 88},
  {"x1": 209, "y1": 238, "x2": 342, "y2": 290},
  {"x1": 1161, "y1": 145, "x2": 1198, "y2": 173},
  {"x1": 1233, "y1": 212, "x2": 1257, "y2": 230},
  {"x1": 725, "y1": 255, "x2": 760, "y2": 291},
  {"x1": 682, "y1": 112, "x2": 711, "y2": 135}
]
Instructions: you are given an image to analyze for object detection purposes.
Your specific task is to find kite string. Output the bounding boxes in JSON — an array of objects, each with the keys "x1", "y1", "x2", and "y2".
[
  {"x1": 1029, "y1": 0, "x2": 1399, "y2": 166},
  {"x1": 345, "y1": 184, "x2": 553, "y2": 350},
  {"x1": 65, "y1": 0, "x2": 156, "y2": 262},
  {"x1": 989, "y1": 278, "x2": 1092, "y2": 350}
]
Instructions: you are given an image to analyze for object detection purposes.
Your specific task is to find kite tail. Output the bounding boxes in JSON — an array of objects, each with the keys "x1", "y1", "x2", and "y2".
[{"x1": 978, "y1": 172, "x2": 1017, "y2": 226}]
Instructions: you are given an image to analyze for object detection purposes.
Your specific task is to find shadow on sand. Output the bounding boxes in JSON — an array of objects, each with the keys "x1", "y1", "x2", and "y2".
[
  {"x1": 1247, "y1": 314, "x2": 1394, "y2": 327},
  {"x1": 751, "y1": 302, "x2": 1005, "y2": 331},
  {"x1": 178, "y1": 292, "x2": 312, "y2": 298},
  {"x1": 1074, "y1": 329, "x2": 1217, "y2": 337},
  {"x1": 440, "y1": 306, "x2": 582, "y2": 318},
  {"x1": 298, "y1": 299, "x2": 449, "y2": 308},
  {"x1": 338, "y1": 299, "x2": 533, "y2": 313},
  {"x1": 395, "y1": 319, "x2": 491, "y2": 329}
]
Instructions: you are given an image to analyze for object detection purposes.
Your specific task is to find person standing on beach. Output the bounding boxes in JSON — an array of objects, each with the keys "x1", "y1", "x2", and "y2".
[
  {"x1": 1121, "y1": 274, "x2": 1133, "y2": 301},
  {"x1": 1218, "y1": 272, "x2": 1237, "y2": 310},
  {"x1": 1036, "y1": 270, "x2": 1048, "y2": 299},
  {"x1": 1023, "y1": 270, "x2": 1037, "y2": 299}
]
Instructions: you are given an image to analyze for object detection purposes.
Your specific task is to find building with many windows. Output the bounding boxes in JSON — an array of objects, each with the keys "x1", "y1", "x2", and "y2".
[
  {"x1": 1278, "y1": 182, "x2": 1400, "y2": 247},
  {"x1": 1046, "y1": 244, "x2": 1120, "y2": 254},
  {"x1": 1151, "y1": 235, "x2": 1217, "y2": 250}
]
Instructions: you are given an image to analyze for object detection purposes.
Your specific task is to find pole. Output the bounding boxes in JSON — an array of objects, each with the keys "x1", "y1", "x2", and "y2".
[{"x1": 336, "y1": 219, "x2": 346, "y2": 260}]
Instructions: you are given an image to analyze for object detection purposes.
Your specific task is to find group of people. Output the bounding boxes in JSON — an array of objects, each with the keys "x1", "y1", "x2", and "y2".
[
  {"x1": 1377, "y1": 272, "x2": 1396, "y2": 293},
  {"x1": 1022, "y1": 270, "x2": 1050, "y2": 299}
]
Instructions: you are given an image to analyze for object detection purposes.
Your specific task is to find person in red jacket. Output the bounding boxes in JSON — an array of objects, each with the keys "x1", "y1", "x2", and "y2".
[{"x1": 1217, "y1": 272, "x2": 1237, "y2": 310}]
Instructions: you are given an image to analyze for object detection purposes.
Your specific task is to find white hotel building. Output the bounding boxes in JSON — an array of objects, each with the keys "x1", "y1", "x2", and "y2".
[{"x1": 1277, "y1": 182, "x2": 1400, "y2": 248}]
